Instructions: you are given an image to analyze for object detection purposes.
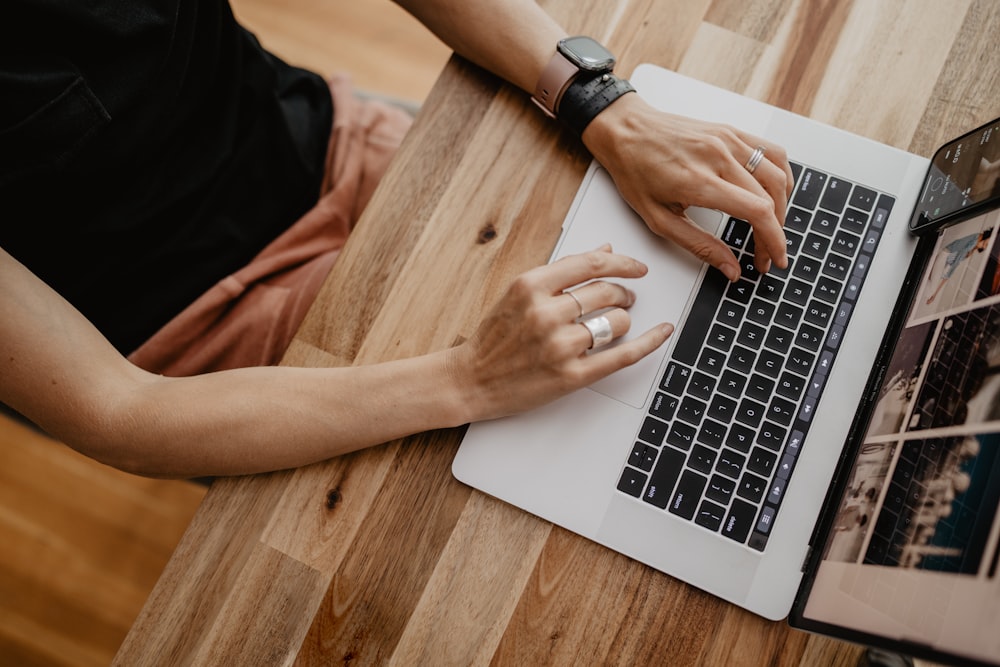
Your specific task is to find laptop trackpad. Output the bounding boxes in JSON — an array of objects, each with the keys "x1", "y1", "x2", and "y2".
[{"x1": 552, "y1": 166, "x2": 723, "y2": 408}]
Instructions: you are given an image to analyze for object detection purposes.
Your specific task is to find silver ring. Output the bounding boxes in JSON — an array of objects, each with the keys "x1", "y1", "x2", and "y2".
[
  {"x1": 581, "y1": 314, "x2": 613, "y2": 349},
  {"x1": 744, "y1": 146, "x2": 766, "y2": 174},
  {"x1": 565, "y1": 290, "x2": 585, "y2": 318}
]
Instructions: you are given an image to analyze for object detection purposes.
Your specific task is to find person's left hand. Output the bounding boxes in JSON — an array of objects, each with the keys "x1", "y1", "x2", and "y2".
[{"x1": 582, "y1": 93, "x2": 795, "y2": 281}]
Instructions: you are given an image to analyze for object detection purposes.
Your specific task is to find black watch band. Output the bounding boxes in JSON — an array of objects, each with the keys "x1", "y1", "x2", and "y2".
[{"x1": 558, "y1": 72, "x2": 636, "y2": 136}]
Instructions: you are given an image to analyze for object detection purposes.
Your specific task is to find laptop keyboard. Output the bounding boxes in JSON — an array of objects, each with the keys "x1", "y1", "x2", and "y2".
[{"x1": 616, "y1": 161, "x2": 895, "y2": 552}]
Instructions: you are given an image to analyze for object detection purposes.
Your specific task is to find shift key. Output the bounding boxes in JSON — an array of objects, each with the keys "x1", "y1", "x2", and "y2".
[
  {"x1": 642, "y1": 446, "x2": 685, "y2": 509},
  {"x1": 673, "y1": 268, "x2": 729, "y2": 366}
]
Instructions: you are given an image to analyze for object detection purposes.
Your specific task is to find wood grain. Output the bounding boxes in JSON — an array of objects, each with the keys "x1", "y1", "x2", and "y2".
[{"x1": 115, "y1": 1, "x2": 1000, "y2": 665}]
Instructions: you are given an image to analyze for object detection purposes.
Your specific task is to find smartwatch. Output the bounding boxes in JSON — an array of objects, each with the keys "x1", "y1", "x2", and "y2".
[{"x1": 531, "y1": 36, "x2": 616, "y2": 118}]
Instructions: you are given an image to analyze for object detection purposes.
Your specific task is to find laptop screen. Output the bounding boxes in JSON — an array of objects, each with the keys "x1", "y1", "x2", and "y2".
[{"x1": 791, "y1": 208, "x2": 1000, "y2": 666}]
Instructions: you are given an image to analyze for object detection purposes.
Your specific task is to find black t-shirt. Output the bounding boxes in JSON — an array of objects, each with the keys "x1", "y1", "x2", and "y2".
[{"x1": 0, "y1": 0, "x2": 333, "y2": 353}]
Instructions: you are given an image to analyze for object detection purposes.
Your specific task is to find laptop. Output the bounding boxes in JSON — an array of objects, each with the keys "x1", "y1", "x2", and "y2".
[{"x1": 454, "y1": 64, "x2": 1000, "y2": 665}]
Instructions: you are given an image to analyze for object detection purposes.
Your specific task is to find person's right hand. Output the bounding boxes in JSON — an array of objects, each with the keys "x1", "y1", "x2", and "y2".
[{"x1": 449, "y1": 245, "x2": 673, "y2": 421}]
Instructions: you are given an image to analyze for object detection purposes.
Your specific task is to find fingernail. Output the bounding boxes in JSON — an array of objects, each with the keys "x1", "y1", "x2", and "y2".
[
  {"x1": 660, "y1": 323, "x2": 675, "y2": 337},
  {"x1": 722, "y1": 264, "x2": 740, "y2": 282}
]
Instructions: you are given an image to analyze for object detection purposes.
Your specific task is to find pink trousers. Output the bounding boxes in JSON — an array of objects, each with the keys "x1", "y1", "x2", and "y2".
[{"x1": 128, "y1": 75, "x2": 412, "y2": 376}]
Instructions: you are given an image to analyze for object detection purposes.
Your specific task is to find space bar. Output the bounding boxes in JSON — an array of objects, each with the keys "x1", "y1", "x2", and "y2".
[{"x1": 672, "y1": 268, "x2": 728, "y2": 366}]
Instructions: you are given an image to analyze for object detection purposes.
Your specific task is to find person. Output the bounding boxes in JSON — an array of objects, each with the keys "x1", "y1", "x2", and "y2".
[
  {"x1": 925, "y1": 228, "x2": 993, "y2": 304},
  {"x1": 0, "y1": 0, "x2": 792, "y2": 478}
]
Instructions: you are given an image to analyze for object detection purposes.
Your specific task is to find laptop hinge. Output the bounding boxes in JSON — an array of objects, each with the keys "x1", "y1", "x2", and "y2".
[{"x1": 801, "y1": 546, "x2": 814, "y2": 573}]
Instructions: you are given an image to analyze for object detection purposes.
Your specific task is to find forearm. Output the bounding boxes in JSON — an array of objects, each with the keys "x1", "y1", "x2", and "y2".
[
  {"x1": 97, "y1": 353, "x2": 470, "y2": 478},
  {"x1": 0, "y1": 249, "x2": 470, "y2": 478},
  {"x1": 392, "y1": 0, "x2": 564, "y2": 93}
]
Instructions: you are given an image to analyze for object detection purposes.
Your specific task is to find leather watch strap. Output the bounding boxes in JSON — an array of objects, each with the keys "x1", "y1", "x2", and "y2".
[
  {"x1": 558, "y1": 72, "x2": 636, "y2": 136},
  {"x1": 531, "y1": 50, "x2": 581, "y2": 118}
]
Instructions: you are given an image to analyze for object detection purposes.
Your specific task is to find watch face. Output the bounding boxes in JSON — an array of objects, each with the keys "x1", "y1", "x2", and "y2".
[{"x1": 559, "y1": 36, "x2": 616, "y2": 71}]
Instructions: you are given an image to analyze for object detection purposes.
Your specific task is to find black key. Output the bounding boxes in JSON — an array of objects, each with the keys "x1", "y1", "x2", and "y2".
[
  {"x1": 673, "y1": 269, "x2": 728, "y2": 366},
  {"x1": 822, "y1": 253, "x2": 851, "y2": 281},
  {"x1": 756, "y1": 506, "x2": 778, "y2": 535},
  {"x1": 642, "y1": 446, "x2": 685, "y2": 509},
  {"x1": 737, "y1": 322, "x2": 766, "y2": 350},
  {"x1": 776, "y1": 372, "x2": 806, "y2": 400},
  {"x1": 688, "y1": 445, "x2": 717, "y2": 474},
  {"x1": 784, "y1": 279, "x2": 811, "y2": 306},
  {"x1": 718, "y1": 370, "x2": 747, "y2": 399},
  {"x1": 820, "y1": 176, "x2": 851, "y2": 212},
  {"x1": 618, "y1": 467, "x2": 648, "y2": 497},
  {"x1": 669, "y1": 470, "x2": 707, "y2": 520},
  {"x1": 727, "y1": 345, "x2": 756, "y2": 374},
  {"x1": 737, "y1": 471, "x2": 767, "y2": 503},
  {"x1": 739, "y1": 255, "x2": 760, "y2": 282},
  {"x1": 666, "y1": 422, "x2": 696, "y2": 450},
  {"x1": 736, "y1": 398, "x2": 766, "y2": 428},
  {"x1": 707, "y1": 323, "x2": 736, "y2": 353},
  {"x1": 785, "y1": 207, "x2": 812, "y2": 233},
  {"x1": 698, "y1": 419, "x2": 727, "y2": 449},
  {"x1": 757, "y1": 421, "x2": 786, "y2": 451},
  {"x1": 722, "y1": 217, "x2": 752, "y2": 250},
  {"x1": 841, "y1": 207, "x2": 869, "y2": 234},
  {"x1": 629, "y1": 442, "x2": 658, "y2": 472},
  {"x1": 746, "y1": 373, "x2": 775, "y2": 403},
  {"x1": 706, "y1": 474, "x2": 736, "y2": 504},
  {"x1": 638, "y1": 416, "x2": 669, "y2": 446},
  {"x1": 717, "y1": 300, "x2": 746, "y2": 328},
  {"x1": 813, "y1": 277, "x2": 841, "y2": 304},
  {"x1": 832, "y1": 230, "x2": 861, "y2": 257},
  {"x1": 801, "y1": 233, "x2": 830, "y2": 260},
  {"x1": 784, "y1": 230, "x2": 803, "y2": 257},
  {"x1": 764, "y1": 327, "x2": 793, "y2": 354},
  {"x1": 695, "y1": 500, "x2": 726, "y2": 532},
  {"x1": 804, "y1": 300, "x2": 833, "y2": 328},
  {"x1": 792, "y1": 256, "x2": 822, "y2": 283},
  {"x1": 660, "y1": 361, "x2": 691, "y2": 396},
  {"x1": 747, "y1": 298, "x2": 776, "y2": 326},
  {"x1": 797, "y1": 323, "x2": 824, "y2": 351},
  {"x1": 716, "y1": 448, "x2": 746, "y2": 479},
  {"x1": 726, "y1": 424, "x2": 755, "y2": 453},
  {"x1": 792, "y1": 169, "x2": 827, "y2": 210},
  {"x1": 726, "y1": 279, "x2": 755, "y2": 304},
  {"x1": 708, "y1": 395, "x2": 738, "y2": 423},
  {"x1": 688, "y1": 372, "x2": 716, "y2": 401},
  {"x1": 850, "y1": 185, "x2": 877, "y2": 211},
  {"x1": 789, "y1": 161, "x2": 803, "y2": 186},
  {"x1": 697, "y1": 347, "x2": 727, "y2": 376},
  {"x1": 722, "y1": 498, "x2": 757, "y2": 542},
  {"x1": 756, "y1": 275, "x2": 784, "y2": 302},
  {"x1": 649, "y1": 392, "x2": 679, "y2": 421},
  {"x1": 754, "y1": 349, "x2": 783, "y2": 378},
  {"x1": 774, "y1": 301, "x2": 803, "y2": 328},
  {"x1": 787, "y1": 347, "x2": 815, "y2": 375},
  {"x1": 748, "y1": 447, "x2": 777, "y2": 477},
  {"x1": 677, "y1": 396, "x2": 707, "y2": 426},
  {"x1": 811, "y1": 210, "x2": 838, "y2": 237}
]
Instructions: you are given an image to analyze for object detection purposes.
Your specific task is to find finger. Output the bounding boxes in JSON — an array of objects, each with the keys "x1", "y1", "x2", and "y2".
[
  {"x1": 540, "y1": 248, "x2": 649, "y2": 294},
  {"x1": 575, "y1": 323, "x2": 675, "y2": 381},
  {"x1": 563, "y1": 280, "x2": 635, "y2": 320},
  {"x1": 701, "y1": 176, "x2": 787, "y2": 271},
  {"x1": 644, "y1": 208, "x2": 741, "y2": 282},
  {"x1": 575, "y1": 308, "x2": 632, "y2": 350}
]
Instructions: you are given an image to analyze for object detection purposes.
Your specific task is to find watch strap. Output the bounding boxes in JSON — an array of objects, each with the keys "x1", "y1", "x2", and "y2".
[
  {"x1": 558, "y1": 72, "x2": 636, "y2": 136},
  {"x1": 531, "y1": 49, "x2": 580, "y2": 118}
]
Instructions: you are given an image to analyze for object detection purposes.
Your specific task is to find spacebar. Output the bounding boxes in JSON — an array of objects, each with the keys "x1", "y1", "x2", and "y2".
[{"x1": 672, "y1": 268, "x2": 728, "y2": 366}]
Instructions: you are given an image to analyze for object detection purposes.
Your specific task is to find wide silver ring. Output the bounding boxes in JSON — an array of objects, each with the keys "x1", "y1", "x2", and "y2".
[
  {"x1": 565, "y1": 290, "x2": 585, "y2": 318},
  {"x1": 744, "y1": 146, "x2": 766, "y2": 174},
  {"x1": 581, "y1": 314, "x2": 613, "y2": 349}
]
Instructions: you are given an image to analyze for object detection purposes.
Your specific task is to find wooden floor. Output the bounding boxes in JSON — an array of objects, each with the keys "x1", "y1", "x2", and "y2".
[{"x1": 0, "y1": 3, "x2": 449, "y2": 665}]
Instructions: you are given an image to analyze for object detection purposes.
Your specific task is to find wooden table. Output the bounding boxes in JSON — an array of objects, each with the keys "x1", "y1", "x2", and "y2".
[{"x1": 116, "y1": 1, "x2": 1000, "y2": 664}]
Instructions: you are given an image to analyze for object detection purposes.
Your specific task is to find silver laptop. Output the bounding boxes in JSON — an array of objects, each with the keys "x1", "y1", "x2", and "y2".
[{"x1": 455, "y1": 64, "x2": 1000, "y2": 664}]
